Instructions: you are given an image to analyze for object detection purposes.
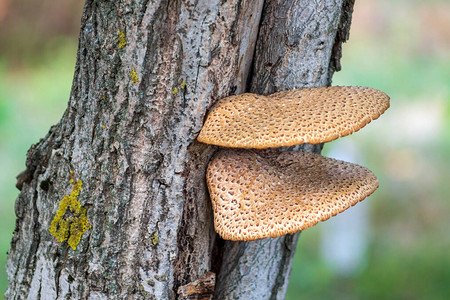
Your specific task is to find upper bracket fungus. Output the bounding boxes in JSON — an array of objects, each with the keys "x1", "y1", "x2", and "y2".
[
  {"x1": 198, "y1": 86, "x2": 389, "y2": 149},
  {"x1": 198, "y1": 85, "x2": 389, "y2": 241}
]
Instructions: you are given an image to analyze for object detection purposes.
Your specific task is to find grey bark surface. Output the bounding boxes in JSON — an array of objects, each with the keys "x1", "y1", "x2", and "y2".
[{"x1": 6, "y1": 0, "x2": 353, "y2": 299}]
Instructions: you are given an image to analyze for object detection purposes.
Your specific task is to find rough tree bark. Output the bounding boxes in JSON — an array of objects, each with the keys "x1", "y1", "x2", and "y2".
[{"x1": 6, "y1": 0, "x2": 353, "y2": 299}]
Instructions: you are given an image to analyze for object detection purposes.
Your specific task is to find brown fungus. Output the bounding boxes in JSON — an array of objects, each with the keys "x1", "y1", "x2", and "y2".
[
  {"x1": 199, "y1": 86, "x2": 389, "y2": 241},
  {"x1": 198, "y1": 86, "x2": 390, "y2": 149},
  {"x1": 207, "y1": 149, "x2": 379, "y2": 241}
]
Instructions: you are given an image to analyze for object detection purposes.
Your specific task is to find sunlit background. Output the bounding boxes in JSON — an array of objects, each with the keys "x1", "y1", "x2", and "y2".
[{"x1": 1, "y1": 0, "x2": 449, "y2": 299}]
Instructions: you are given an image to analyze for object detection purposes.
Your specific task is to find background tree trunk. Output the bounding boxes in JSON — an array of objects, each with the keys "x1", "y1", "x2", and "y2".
[
  {"x1": 215, "y1": 0, "x2": 354, "y2": 298},
  {"x1": 6, "y1": 0, "x2": 353, "y2": 299}
]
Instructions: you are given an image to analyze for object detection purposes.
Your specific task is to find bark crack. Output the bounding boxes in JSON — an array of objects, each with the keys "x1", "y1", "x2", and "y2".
[{"x1": 328, "y1": 0, "x2": 355, "y2": 77}]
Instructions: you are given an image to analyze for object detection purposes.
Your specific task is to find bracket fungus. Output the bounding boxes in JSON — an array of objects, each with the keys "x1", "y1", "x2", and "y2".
[
  {"x1": 198, "y1": 86, "x2": 389, "y2": 241},
  {"x1": 198, "y1": 86, "x2": 390, "y2": 149},
  {"x1": 207, "y1": 149, "x2": 378, "y2": 241}
]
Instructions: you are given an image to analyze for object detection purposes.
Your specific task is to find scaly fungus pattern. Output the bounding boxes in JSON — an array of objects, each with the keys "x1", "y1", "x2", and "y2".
[
  {"x1": 207, "y1": 149, "x2": 379, "y2": 241},
  {"x1": 198, "y1": 86, "x2": 390, "y2": 149}
]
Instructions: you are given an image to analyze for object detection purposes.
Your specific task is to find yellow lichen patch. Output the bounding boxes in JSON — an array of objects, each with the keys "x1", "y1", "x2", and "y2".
[
  {"x1": 151, "y1": 233, "x2": 159, "y2": 245},
  {"x1": 117, "y1": 30, "x2": 126, "y2": 48},
  {"x1": 172, "y1": 81, "x2": 187, "y2": 95},
  {"x1": 131, "y1": 68, "x2": 139, "y2": 84},
  {"x1": 49, "y1": 177, "x2": 91, "y2": 250}
]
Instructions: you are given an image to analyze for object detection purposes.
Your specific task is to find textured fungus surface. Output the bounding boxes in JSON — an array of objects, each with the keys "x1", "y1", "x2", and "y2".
[
  {"x1": 207, "y1": 149, "x2": 379, "y2": 241},
  {"x1": 198, "y1": 86, "x2": 390, "y2": 149}
]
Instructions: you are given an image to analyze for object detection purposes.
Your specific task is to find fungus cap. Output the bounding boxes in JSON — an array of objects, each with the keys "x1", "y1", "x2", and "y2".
[
  {"x1": 207, "y1": 149, "x2": 379, "y2": 241},
  {"x1": 198, "y1": 86, "x2": 390, "y2": 149}
]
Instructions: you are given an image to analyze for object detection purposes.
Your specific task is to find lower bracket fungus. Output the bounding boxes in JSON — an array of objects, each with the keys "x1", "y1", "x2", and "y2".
[
  {"x1": 207, "y1": 149, "x2": 378, "y2": 241},
  {"x1": 49, "y1": 174, "x2": 91, "y2": 250}
]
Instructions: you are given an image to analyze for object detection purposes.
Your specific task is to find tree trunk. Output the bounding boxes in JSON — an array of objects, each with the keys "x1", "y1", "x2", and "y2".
[{"x1": 6, "y1": 0, "x2": 353, "y2": 299}]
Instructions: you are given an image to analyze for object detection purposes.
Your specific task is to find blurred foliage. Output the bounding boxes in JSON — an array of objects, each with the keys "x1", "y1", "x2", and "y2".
[
  {"x1": 0, "y1": 0, "x2": 83, "y2": 66},
  {"x1": 286, "y1": 0, "x2": 450, "y2": 299},
  {"x1": 0, "y1": 0, "x2": 449, "y2": 299}
]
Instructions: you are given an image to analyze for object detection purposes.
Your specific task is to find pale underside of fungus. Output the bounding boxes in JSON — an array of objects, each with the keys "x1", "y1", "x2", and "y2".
[
  {"x1": 197, "y1": 86, "x2": 390, "y2": 149},
  {"x1": 207, "y1": 149, "x2": 379, "y2": 241}
]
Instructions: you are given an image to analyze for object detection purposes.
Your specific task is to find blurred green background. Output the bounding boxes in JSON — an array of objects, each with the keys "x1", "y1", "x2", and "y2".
[{"x1": 0, "y1": 0, "x2": 449, "y2": 299}]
